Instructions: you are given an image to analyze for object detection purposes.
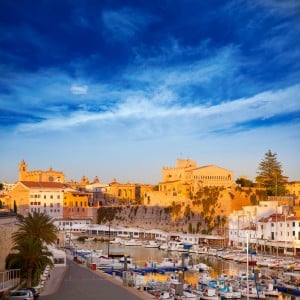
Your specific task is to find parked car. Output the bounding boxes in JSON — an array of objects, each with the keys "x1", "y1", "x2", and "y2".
[
  {"x1": 9, "y1": 289, "x2": 33, "y2": 300},
  {"x1": 24, "y1": 288, "x2": 39, "y2": 299}
]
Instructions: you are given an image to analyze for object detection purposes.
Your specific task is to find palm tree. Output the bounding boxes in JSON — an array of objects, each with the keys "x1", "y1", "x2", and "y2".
[
  {"x1": 7, "y1": 212, "x2": 58, "y2": 287},
  {"x1": 12, "y1": 212, "x2": 58, "y2": 245},
  {"x1": 7, "y1": 235, "x2": 53, "y2": 287}
]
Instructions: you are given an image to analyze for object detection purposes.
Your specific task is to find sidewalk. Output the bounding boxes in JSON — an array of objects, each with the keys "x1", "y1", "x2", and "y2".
[
  {"x1": 40, "y1": 255, "x2": 154, "y2": 299},
  {"x1": 39, "y1": 265, "x2": 67, "y2": 296}
]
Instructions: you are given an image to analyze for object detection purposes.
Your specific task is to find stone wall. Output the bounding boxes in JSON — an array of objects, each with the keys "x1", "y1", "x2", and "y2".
[{"x1": 0, "y1": 216, "x2": 17, "y2": 270}]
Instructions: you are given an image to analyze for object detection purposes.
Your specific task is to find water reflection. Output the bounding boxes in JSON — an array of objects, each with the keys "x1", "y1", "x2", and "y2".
[{"x1": 76, "y1": 241, "x2": 300, "y2": 299}]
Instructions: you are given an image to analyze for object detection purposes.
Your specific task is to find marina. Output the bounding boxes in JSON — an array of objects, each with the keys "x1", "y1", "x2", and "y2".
[{"x1": 65, "y1": 238, "x2": 300, "y2": 299}]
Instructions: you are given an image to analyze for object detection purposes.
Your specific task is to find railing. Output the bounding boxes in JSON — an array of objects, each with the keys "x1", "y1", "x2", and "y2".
[{"x1": 0, "y1": 269, "x2": 20, "y2": 292}]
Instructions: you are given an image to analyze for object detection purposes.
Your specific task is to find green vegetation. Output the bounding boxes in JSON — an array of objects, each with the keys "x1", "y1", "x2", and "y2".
[
  {"x1": 6, "y1": 212, "x2": 57, "y2": 287},
  {"x1": 236, "y1": 177, "x2": 254, "y2": 187},
  {"x1": 256, "y1": 150, "x2": 287, "y2": 196}
]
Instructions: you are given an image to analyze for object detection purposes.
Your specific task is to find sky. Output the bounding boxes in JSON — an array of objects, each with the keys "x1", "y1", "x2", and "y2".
[{"x1": 0, "y1": 0, "x2": 300, "y2": 185}]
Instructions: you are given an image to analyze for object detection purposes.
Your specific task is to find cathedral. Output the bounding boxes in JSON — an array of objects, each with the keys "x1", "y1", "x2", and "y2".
[{"x1": 18, "y1": 160, "x2": 66, "y2": 183}]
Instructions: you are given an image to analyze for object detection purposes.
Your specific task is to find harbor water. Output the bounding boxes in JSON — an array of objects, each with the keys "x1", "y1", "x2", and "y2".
[{"x1": 74, "y1": 240, "x2": 300, "y2": 299}]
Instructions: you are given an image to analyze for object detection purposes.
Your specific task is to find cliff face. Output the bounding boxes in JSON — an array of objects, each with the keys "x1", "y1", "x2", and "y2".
[{"x1": 97, "y1": 186, "x2": 267, "y2": 233}]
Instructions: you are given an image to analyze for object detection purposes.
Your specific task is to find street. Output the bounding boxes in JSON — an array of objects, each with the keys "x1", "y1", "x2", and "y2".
[{"x1": 41, "y1": 259, "x2": 151, "y2": 300}]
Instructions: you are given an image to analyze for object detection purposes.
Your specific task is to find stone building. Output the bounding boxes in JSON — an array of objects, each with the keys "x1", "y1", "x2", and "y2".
[
  {"x1": 18, "y1": 160, "x2": 66, "y2": 183},
  {"x1": 159, "y1": 159, "x2": 234, "y2": 198},
  {"x1": 6, "y1": 181, "x2": 69, "y2": 218},
  {"x1": 107, "y1": 179, "x2": 154, "y2": 205}
]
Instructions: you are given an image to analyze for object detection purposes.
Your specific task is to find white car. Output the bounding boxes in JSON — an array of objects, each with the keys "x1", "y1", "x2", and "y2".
[{"x1": 9, "y1": 289, "x2": 34, "y2": 300}]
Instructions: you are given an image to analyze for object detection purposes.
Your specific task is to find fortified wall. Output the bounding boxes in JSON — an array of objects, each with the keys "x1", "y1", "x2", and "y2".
[{"x1": 0, "y1": 215, "x2": 17, "y2": 270}]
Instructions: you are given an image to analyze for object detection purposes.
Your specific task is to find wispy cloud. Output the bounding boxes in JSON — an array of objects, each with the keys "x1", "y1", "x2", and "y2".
[
  {"x1": 102, "y1": 7, "x2": 157, "y2": 41},
  {"x1": 15, "y1": 81, "x2": 300, "y2": 139},
  {"x1": 70, "y1": 84, "x2": 88, "y2": 95}
]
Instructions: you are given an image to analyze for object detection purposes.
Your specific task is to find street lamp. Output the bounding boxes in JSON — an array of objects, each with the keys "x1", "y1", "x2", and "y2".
[{"x1": 284, "y1": 211, "x2": 287, "y2": 257}]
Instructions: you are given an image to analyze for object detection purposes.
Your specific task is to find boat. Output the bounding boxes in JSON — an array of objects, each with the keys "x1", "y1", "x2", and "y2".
[
  {"x1": 123, "y1": 239, "x2": 143, "y2": 246},
  {"x1": 158, "y1": 257, "x2": 182, "y2": 268},
  {"x1": 144, "y1": 240, "x2": 161, "y2": 248},
  {"x1": 187, "y1": 262, "x2": 210, "y2": 272},
  {"x1": 159, "y1": 291, "x2": 173, "y2": 299},
  {"x1": 274, "y1": 272, "x2": 300, "y2": 296},
  {"x1": 240, "y1": 286, "x2": 266, "y2": 299},
  {"x1": 109, "y1": 237, "x2": 123, "y2": 244},
  {"x1": 194, "y1": 286, "x2": 219, "y2": 300},
  {"x1": 263, "y1": 283, "x2": 279, "y2": 297},
  {"x1": 97, "y1": 255, "x2": 134, "y2": 269},
  {"x1": 218, "y1": 285, "x2": 242, "y2": 299}
]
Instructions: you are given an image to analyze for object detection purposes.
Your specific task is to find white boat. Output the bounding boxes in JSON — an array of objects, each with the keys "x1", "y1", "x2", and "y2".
[
  {"x1": 159, "y1": 291, "x2": 173, "y2": 299},
  {"x1": 123, "y1": 239, "x2": 143, "y2": 246},
  {"x1": 168, "y1": 240, "x2": 193, "y2": 252},
  {"x1": 194, "y1": 287, "x2": 219, "y2": 300},
  {"x1": 158, "y1": 257, "x2": 182, "y2": 268},
  {"x1": 263, "y1": 283, "x2": 279, "y2": 297},
  {"x1": 240, "y1": 286, "x2": 266, "y2": 299},
  {"x1": 109, "y1": 237, "x2": 123, "y2": 244},
  {"x1": 97, "y1": 255, "x2": 134, "y2": 269},
  {"x1": 218, "y1": 286, "x2": 242, "y2": 299},
  {"x1": 159, "y1": 242, "x2": 169, "y2": 251},
  {"x1": 188, "y1": 262, "x2": 210, "y2": 272},
  {"x1": 144, "y1": 240, "x2": 160, "y2": 248}
]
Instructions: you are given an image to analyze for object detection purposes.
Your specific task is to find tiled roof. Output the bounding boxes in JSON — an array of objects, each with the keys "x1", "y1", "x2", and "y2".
[
  {"x1": 20, "y1": 181, "x2": 69, "y2": 189},
  {"x1": 259, "y1": 213, "x2": 300, "y2": 223}
]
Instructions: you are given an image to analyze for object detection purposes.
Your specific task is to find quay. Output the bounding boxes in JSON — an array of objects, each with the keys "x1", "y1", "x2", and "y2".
[{"x1": 40, "y1": 254, "x2": 154, "y2": 300}]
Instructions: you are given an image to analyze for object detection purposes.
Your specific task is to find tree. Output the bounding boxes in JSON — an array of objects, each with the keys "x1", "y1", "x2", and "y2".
[
  {"x1": 13, "y1": 200, "x2": 17, "y2": 214},
  {"x1": 6, "y1": 235, "x2": 53, "y2": 287},
  {"x1": 236, "y1": 177, "x2": 254, "y2": 187},
  {"x1": 12, "y1": 212, "x2": 58, "y2": 245},
  {"x1": 256, "y1": 150, "x2": 287, "y2": 196},
  {"x1": 6, "y1": 212, "x2": 58, "y2": 287}
]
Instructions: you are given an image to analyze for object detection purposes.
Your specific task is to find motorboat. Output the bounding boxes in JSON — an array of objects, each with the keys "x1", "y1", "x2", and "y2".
[
  {"x1": 144, "y1": 240, "x2": 161, "y2": 248},
  {"x1": 123, "y1": 239, "x2": 143, "y2": 246}
]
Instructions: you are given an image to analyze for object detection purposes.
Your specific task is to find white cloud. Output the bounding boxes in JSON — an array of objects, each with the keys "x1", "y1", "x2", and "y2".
[
  {"x1": 16, "y1": 83, "x2": 300, "y2": 137},
  {"x1": 70, "y1": 84, "x2": 89, "y2": 95},
  {"x1": 102, "y1": 7, "x2": 157, "y2": 41}
]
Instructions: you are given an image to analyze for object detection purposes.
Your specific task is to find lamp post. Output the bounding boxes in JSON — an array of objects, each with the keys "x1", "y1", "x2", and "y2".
[
  {"x1": 246, "y1": 232, "x2": 249, "y2": 300},
  {"x1": 284, "y1": 212, "x2": 287, "y2": 257},
  {"x1": 276, "y1": 206, "x2": 278, "y2": 257},
  {"x1": 108, "y1": 221, "x2": 110, "y2": 257}
]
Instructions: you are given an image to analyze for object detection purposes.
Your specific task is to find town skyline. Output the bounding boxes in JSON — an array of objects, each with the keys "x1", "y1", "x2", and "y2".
[{"x1": 1, "y1": 1, "x2": 299, "y2": 184}]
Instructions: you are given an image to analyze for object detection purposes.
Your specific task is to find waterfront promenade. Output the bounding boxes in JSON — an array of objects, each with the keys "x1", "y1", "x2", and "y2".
[{"x1": 40, "y1": 256, "x2": 153, "y2": 300}]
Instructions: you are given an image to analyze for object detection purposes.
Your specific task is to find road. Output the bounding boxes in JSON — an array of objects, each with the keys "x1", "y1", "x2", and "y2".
[{"x1": 41, "y1": 259, "x2": 152, "y2": 300}]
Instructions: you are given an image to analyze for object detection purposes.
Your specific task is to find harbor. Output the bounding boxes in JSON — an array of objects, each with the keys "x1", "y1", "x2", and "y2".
[{"x1": 64, "y1": 238, "x2": 300, "y2": 299}]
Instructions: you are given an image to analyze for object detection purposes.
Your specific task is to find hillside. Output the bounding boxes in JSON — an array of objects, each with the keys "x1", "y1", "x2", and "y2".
[{"x1": 97, "y1": 186, "x2": 267, "y2": 233}]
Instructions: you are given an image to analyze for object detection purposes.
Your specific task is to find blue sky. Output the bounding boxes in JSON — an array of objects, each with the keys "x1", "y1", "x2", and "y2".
[{"x1": 0, "y1": 0, "x2": 299, "y2": 184}]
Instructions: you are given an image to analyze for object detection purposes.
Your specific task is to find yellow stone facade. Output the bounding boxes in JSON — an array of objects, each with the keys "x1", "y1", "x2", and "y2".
[
  {"x1": 63, "y1": 190, "x2": 91, "y2": 219},
  {"x1": 285, "y1": 181, "x2": 300, "y2": 198},
  {"x1": 107, "y1": 179, "x2": 154, "y2": 204},
  {"x1": 6, "y1": 182, "x2": 30, "y2": 215},
  {"x1": 18, "y1": 160, "x2": 66, "y2": 183},
  {"x1": 159, "y1": 159, "x2": 234, "y2": 198}
]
